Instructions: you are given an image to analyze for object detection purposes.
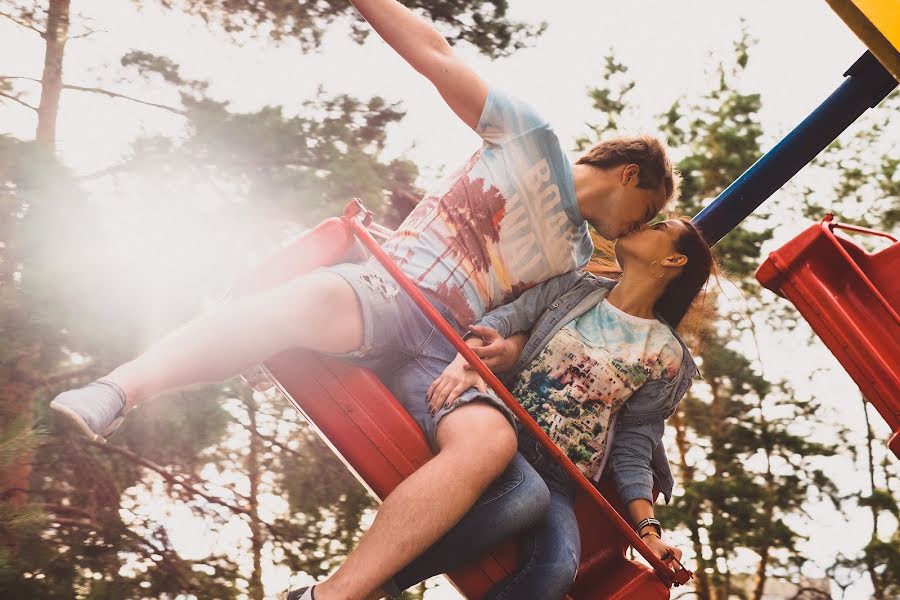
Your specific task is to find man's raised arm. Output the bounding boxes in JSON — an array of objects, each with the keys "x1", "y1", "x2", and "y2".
[{"x1": 350, "y1": 0, "x2": 488, "y2": 131}]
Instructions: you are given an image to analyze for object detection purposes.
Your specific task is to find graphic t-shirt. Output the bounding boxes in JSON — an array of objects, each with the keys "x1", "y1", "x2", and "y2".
[
  {"x1": 382, "y1": 88, "x2": 593, "y2": 327},
  {"x1": 510, "y1": 299, "x2": 683, "y2": 477}
]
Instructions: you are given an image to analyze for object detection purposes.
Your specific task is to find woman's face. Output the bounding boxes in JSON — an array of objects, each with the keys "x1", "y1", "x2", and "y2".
[{"x1": 615, "y1": 218, "x2": 689, "y2": 270}]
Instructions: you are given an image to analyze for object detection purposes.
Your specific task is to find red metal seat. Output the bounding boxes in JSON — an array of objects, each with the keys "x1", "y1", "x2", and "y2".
[
  {"x1": 756, "y1": 214, "x2": 900, "y2": 457},
  {"x1": 229, "y1": 213, "x2": 673, "y2": 599}
]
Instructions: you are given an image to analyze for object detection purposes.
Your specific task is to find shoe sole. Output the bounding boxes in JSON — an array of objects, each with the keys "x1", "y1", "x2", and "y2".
[{"x1": 50, "y1": 400, "x2": 123, "y2": 444}]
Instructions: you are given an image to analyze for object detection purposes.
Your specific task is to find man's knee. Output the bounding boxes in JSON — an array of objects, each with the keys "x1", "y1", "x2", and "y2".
[{"x1": 436, "y1": 403, "x2": 517, "y2": 466}]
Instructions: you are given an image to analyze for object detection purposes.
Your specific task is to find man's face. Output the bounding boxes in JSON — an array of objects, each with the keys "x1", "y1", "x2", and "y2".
[{"x1": 591, "y1": 176, "x2": 667, "y2": 241}]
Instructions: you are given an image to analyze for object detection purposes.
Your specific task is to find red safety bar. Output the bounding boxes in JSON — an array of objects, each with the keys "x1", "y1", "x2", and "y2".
[
  {"x1": 229, "y1": 200, "x2": 692, "y2": 599},
  {"x1": 756, "y1": 214, "x2": 900, "y2": 457}
]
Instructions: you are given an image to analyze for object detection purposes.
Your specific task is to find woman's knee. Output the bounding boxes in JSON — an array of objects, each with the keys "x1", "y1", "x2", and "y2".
[{"x1": 480, "y1": 455, "x2": 550, "y2": 526}]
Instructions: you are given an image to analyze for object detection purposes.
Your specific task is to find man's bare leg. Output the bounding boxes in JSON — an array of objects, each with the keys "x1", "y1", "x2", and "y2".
[
  {"x1": 313, "y1": 403, "x2": 517, "y2": 600},
  {"x1": 62, "y1": 271, "x2": 363, "y2": 418}
]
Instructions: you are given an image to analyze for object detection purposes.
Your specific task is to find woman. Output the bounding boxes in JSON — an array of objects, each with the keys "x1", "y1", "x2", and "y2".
[{"x1": 379, "y1": 216, "x2": 713, "y2": 600}]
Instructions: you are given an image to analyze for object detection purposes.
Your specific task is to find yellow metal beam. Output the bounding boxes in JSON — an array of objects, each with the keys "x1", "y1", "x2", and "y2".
[{"x1": 826, "y1": 0, "x2": 900, "y2": 80}]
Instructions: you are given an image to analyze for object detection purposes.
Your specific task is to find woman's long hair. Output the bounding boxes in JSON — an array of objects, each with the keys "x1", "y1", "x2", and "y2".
[{"x1": 584, "y1": 218, "x2": 716, "y2": 331}]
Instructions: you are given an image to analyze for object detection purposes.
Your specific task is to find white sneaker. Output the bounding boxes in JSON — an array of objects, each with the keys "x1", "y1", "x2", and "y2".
[{"x1": 50, "y1": 380, "x2": 128, "y2": 443}]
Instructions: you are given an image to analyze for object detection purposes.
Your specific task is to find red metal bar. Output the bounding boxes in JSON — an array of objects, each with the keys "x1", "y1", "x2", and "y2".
[
  {"x1": 822, "y1": 215, "x2": 900, "y2": 326},
  {"x1": 342, "y1": 199, "x2": 692, "y2": 586},
  {"x1": 825, "y1": 213, "x2": 898, "y2": 243}
]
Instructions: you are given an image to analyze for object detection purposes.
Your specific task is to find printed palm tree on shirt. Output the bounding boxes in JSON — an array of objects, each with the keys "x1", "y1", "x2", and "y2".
[
  {"x1": 416, "y1": 173, "x2": 507, "y2": 292},
  {"x1": 392, "y1": 150, "x2": 484, "y2": 269}
]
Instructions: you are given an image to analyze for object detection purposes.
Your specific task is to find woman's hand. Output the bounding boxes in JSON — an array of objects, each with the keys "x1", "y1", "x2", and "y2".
[
  {"x1": 427, "y1": 353, "x2": 488, "y2": 414},
  {"x1": 467, "y1": 326, "x2": 527, "y2": 372},
  {"x1": 643, "y1": 536, "x2": 683, "y2": 566}
]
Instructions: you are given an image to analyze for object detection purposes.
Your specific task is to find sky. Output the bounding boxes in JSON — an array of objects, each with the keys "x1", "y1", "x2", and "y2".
[{"x1": 1, "y1": 1, "x2": 897, "y2": 598}]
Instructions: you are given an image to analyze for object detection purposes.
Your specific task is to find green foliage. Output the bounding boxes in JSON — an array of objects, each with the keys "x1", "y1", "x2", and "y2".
[
  {"x1": 153, "y1": 0, "x2": 545, "y2": 57},
  {"x1": 574, "y1": 53, "x2": 635, "y2": 151},
  {"x1": 800, "y1": 91, "x2": 900, "y2": 234}
]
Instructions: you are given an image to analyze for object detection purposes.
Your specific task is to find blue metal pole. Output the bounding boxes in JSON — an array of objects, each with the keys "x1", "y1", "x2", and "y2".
[{"x1": 693, "y1": 51, "x2": 898, "y2": 246}]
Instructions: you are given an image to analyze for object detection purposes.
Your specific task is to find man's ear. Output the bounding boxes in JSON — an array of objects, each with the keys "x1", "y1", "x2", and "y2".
[{"x1": 622, "y1": 163, "x2": 640, "y2": 186}]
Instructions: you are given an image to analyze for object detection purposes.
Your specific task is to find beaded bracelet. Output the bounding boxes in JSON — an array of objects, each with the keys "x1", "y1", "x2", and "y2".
[{"x1": 636, "y1": 517, "x2": 662, "y2": 537}]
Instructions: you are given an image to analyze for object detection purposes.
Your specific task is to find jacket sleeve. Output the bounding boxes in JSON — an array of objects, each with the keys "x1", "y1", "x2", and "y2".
[
  {"x1": 609, "y1": 418, "x2": 665, "y2": 505},
  {"x1": 473, "y1": 271, "x2": 583, "y2": 337}
]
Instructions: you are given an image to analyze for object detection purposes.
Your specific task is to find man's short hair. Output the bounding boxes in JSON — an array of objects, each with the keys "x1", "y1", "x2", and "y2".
[{"x1": 576, "y1": 135, "x2": 680, "y2": 214}]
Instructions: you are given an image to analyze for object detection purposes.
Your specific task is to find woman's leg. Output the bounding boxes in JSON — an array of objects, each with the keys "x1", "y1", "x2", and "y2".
[
  {"x1": 483, "y1": 474, "x2": 580, "y2": 600},
  {"x1": 383, "y1": 452, "x2": 551, "y2": 595}
]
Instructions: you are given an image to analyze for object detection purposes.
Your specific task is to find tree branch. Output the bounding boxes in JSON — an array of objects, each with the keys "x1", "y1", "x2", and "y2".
[
  {"x1": 0, "y1": 90, "x2": 37, "y2": 111},
  {"x1": 52, "y1": 516, "x2": 99, "y2": 529},
  {"x1": 61, "y1": 84, "x2": 186, "y2": 115},
  {"x1": 0, "y1": 11, "x2": 44, "y2": 35},
  {"x1": 79, "y1": 155, "x2": 324, "y2": 180},
  {"x1": 0, "y1": 75, "x2": 186, "y2": 115},
  {"x1": 88, "y1": 439, "x2": 250, "y2": 517},
  {"x1": 69, "y1": 27, "x2": 107, "y2": 40},
  {"x1": 0, "y1": 75, "x2": 41, "y2": 84}
]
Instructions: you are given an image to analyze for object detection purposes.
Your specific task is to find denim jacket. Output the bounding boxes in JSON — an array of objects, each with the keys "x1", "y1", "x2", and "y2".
[{"x1": 474, "y1": 270, "x2": 699, "y2": 504}]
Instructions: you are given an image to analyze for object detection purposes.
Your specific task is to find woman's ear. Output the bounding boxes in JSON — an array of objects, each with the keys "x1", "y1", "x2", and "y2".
[{"x1": 664, "y1": 253, "x2": 688, "y2": 268}]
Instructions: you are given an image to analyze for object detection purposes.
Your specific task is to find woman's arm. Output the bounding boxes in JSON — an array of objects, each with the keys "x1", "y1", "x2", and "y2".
[
  {"x1": 625, "y1": 498, "x2": 682, "y2": 563},
  {"x1": 426, "y1": 330, "x2": 528, "y2": 412},
  {"x1": 610, "y1": 419, "x2": 683, "y2": 562},
  {"x1": 474, "y1": 270, "x2": 584, "y2": 338},
  {"x1": 349, "y1": 0, "x2": 488, "y2": 130}
]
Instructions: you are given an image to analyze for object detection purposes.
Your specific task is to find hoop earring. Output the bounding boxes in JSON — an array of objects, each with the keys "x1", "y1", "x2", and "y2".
[{"x1": 649, "y1": 261, "x2": 665, "y2": 279}]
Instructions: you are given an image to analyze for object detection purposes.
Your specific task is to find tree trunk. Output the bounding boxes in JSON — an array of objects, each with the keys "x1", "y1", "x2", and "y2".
[
  {"x1": 36, "y1": 0, "x2": 71, "y2": 145},
  {"x1": 862, "y1": 398, "x2": 884, "y2": 600},
  {"x1": 0, "y1": 378, "x2": 36, "y2": 508},
  {"x1": 707, "y1": 378, "x2": 725, "y2": 600},
  {"x1": 752, "y1": 545, "x2": 770, "y2": 600},
  {"x1": 246, "y1": 390, "x2": 265, "y2": 600},
  {"x1": 671, "y1": 405, "x2": 713, "y2": 600}
]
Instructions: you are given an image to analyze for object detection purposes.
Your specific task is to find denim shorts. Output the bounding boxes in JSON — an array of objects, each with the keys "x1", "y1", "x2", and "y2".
[{"x1": 324, "y1": 258, "x2": 515, "y2": 449}]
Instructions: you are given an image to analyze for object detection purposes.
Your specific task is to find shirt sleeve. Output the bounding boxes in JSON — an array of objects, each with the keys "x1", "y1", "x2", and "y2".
[
  {"x1": 474, "y1": 271, "x2": 583, "y2": 337},
  {"x1": 476, "y1": 87, "x2": 551, "y2": 146},
  {"x1": 609, "y1": 418, "x2": 665, "y2": 504}
]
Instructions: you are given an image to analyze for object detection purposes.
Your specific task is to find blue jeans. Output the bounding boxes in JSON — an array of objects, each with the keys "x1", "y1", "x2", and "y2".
[
  {"x1": 384, "y1": 452, "x2": 551, "y2": 596},
  {"x1": 385, "y1": 431, "x2": 580, "y2": 600},
  {"x1": 485, "y1": 431, "x2": 580, "y2": 600}
]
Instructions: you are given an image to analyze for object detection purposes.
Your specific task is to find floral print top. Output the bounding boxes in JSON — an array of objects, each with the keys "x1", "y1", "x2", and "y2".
[{"x1": 511, "y1": 299, "x2": 683, "y2": 477}]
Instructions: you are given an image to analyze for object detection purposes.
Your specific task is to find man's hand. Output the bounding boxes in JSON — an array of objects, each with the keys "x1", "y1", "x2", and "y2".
[
  {"x1": 467, "y1": 326, "x2": 526, "y2": 372},
  {"x1": 427, "y1": 353, "x2": 488, "y2": 414},
  {"x1": 643, "y1": 536, "x2": 683, "y2": 566}
]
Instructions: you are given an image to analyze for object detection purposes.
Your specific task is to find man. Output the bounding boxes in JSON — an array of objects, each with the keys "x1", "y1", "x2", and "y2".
[{"x1": 51, "y1": 1, "x2": 678, "y2": 598}]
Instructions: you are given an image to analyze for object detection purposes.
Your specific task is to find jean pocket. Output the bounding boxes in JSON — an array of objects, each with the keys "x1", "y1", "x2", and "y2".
[{"x1": 415, "y1": 304, "x2": 460, "y2": 356}]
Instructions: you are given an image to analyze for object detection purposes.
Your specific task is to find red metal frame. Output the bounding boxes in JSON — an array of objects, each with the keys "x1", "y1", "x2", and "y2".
[
  {"x1": 343, "y1": 199, "x2": 692, "y2": 586},
  {"x1": 229, "y1": 201, "x2": 692, "y2": 598},
  {"x1": 756, "y1": 213, "x2": 900, "y2": 457}
]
